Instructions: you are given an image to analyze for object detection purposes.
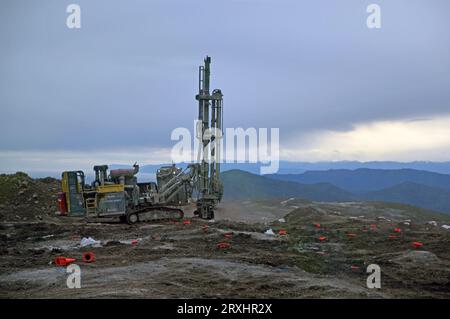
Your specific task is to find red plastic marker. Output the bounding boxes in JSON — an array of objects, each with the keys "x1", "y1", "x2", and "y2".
[
  {"x1": 183, "y1": 219, "x2": 191, "y2": 225},
  {"x1": 224, "y1": 232, "x2": 233, "y2": 239},
  {"x1": 347, "y1": 233, "x2": 357, "y2": 237},
  {"x1": 314, "y1": 223, "x2": 321, "y2": 229},
  {"x1": 217, "y1": 242, "x2": 231, "y2": 249},
  {"x1": 318, "y1": 236, "x2": 327, "y2": 242},
  {"x1": 82, "y1": 252, "x2": 95, "y2": 263},
  {"x1": 394, "y1": 228, "x2": 402, "y2": 233},
  {"x1": 54, "y1": 257, "x2": 76, "y2": 266},
  {"x1": 278, "y1": 229, "x2": 287, "y2": 236},
  {"x1": 412, "y1": 241, "x2": 424, "y2": 248}
]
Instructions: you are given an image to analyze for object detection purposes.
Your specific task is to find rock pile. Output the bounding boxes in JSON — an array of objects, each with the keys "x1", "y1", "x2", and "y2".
[{"x1": 0, "y1": 172, "x2": 60, "y2": 221}]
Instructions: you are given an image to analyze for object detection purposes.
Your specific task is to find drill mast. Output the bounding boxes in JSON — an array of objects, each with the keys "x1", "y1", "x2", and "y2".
[{"x1": 195, "y1": 56, "x2": 223, "y2": 219}]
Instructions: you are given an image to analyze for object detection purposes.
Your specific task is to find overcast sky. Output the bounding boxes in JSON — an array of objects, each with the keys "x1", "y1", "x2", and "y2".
[{"x1": 1, "y1": 0, "x2": 450, "y2": 173}]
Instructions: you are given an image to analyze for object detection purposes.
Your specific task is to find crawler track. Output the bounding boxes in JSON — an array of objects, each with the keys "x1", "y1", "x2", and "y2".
[{"x1": 125, "y1": 205, "x2": 184, "y2": 224}]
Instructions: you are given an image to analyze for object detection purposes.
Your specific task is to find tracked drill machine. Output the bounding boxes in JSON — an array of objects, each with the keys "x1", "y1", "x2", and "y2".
[
  {"x1": 58, "y1": 56, "x2": 223, "y2": 223},
  {"x1": 194, "y1": 56, "x2": 224, "y2": 219}
]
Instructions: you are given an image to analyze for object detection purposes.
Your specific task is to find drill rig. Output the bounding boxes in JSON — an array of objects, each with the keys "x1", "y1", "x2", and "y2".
[{"x1": 58, "y1": 56, "x2": 223, "y2": 223}]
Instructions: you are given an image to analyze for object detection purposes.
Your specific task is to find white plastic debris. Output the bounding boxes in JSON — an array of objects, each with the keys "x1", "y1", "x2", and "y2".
[
  {"x1": 280, "y1": 198, "x2": 295, "y2": 205},
  {"x1": 442, "y1": 225, "x2": 450, "y2": 230},
  {"x1": 264, "y1": 229, "x2": 275, "y2": 236},
  {"x1": 278, "y1": 218, "x2": 286, "y2": 223},
  {"x1": 80, "y1": 237, "x2": 102, "y2": 247},
  {"x1": 403, "y1": 222, "x2": 411, "y2": 226},
  {"x1": 427, "y1": 221, "x2": 438, "y2": 227}
]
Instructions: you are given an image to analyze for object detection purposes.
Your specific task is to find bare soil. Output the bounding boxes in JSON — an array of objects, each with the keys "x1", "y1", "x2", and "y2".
[{"x1": 1, "y1": 198, "x2": 450, "y2": 298}]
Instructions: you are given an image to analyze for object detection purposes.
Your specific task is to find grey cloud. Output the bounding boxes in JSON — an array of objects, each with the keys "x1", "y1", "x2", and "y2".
[{"x1": 1, "y1": 0, "x2": 449, "y2": 152}]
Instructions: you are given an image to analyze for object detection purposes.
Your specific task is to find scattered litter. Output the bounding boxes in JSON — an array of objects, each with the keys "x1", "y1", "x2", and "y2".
[
  {"x1": 318, "y1": 236, "x2": 327, "y2": 242},
  {"x1": 412, "y1": 241, "x2": 424, "y2": 248},
  {"x1": 264, "y1": 229, "x2": 275, "y2": 236},
  {"x1": 346, "y1": 233, "x2": 357, "y2": 238},
  {"x1": 313, "y1": 223, "x2": 321, "y2": 229},
  {"x1": 394, "y1": 228, "x2": 402, "y2": 233},
  {"x1": 80, "y1": 237, "x2": 102, "y2": 247},
  {"x1": 224, "y1": 232, "x2": 233, "y2": 239},
  {"x1": 42, "y1": 234, "x2": 54, "y2": 239},
  {"x1": 278, "y1": 218, "x2": 286, "y2": 223},
  {"x1": 427, "y1": 221, "x2": 438, "y2": 227},
  {"x1": 278, "y1": 229, "x2": 287, "y2": 236},
  {"x1": 54, "y1": 257, "x2": 76, "y2": 266},
  {"x1": 280, "y1": 198, "x2": 295, "y2": 205},
  {"x1": 350, "y1": 265, "x2": 360, "y2": 270},
  {"x1": 82, "y1": 252, "x2": 95, "y2": 263},
  {"x1": 442, "y1": 225, "x2": 450, "y2": 230},
  {"x1": 183, "y1": 219, "x2": 191, "y2": 225},
  {"x1": 403, "y1": 222, "x2": 411, "y2": 226},
  {"x1": 216, "y1": 242, "x2": 231, "y2": 249},
  {"x1": 370, "y1": 224, "x2": 377, "y2": 230},
  {"x1": 118, "y1": 239, "x2": 141, "y2": 245}
]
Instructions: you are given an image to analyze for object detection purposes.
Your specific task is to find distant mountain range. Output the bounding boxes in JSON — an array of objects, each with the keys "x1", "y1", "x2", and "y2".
[
  {"x1": 221, "y1": 170, "x2": 356, "y2": 202},
  {"x1": 22, "y1": 160, "x2": 450, "y2": 180},
  {"x1": 221, "y1": 169, "x2": 450, "y2": 214},
  {"x1": 136, "y1": 161, "x2": 450, "y2": 175},
  {"x1": 267, "y1": 168, "x2": 450, "y2": 193},
  {"x1": 361, "y1": 182, "x2": 450, "y2": 214}
]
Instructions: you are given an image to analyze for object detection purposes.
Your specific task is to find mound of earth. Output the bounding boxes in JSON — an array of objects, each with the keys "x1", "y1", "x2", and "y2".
[{"x1": 0, "y1": 172, "x2": 60, "y2": 222}]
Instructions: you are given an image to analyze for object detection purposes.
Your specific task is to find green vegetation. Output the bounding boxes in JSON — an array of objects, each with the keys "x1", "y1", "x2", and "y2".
[
  {"x1": 221, "y1": 170, "x2": 356, "y2": 202},
  {"x1": 223, "y1": 169, "x2": 450, "y2": 214}
]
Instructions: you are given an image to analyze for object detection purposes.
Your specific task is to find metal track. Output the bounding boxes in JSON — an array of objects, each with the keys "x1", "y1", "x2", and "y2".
[{"x1": 125, "y1": 205, "x2": 184, "y2": 224}]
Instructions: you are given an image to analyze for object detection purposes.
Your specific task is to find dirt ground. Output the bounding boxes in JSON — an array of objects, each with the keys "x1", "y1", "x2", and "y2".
[{"x1": 1, "y1": 198, "x2": 450, "y2": 299}]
